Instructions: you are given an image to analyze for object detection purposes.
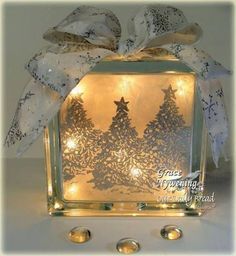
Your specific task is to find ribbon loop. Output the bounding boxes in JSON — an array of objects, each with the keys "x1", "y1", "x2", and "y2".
[
  {"x1": 26, "y1": 46, "x2": 114, "y2": 97},
  {"x1": 118, "y1": 5, "x2": 203, "y2": 55},
  {"x1": 43, "y1": 5, "x2": 121, "y2": 50}
]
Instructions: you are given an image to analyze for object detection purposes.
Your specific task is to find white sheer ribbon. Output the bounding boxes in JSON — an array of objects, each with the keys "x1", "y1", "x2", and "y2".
[{"x1": 5, "y1": 5, "x2": 230, "y2": 166}]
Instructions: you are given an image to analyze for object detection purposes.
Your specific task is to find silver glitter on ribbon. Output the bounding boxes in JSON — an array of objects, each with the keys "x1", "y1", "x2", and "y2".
[{"x1": 5, "y1": 5, "x2": 231, "y2": 166}]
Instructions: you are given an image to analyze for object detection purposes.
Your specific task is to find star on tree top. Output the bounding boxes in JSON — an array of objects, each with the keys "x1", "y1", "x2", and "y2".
[
  {"x1": 114, "y1": 97, "x2": 129, "y2": 112},
  {"x1": 162, "y1": 85, "x2": 177, "y2": 100}
]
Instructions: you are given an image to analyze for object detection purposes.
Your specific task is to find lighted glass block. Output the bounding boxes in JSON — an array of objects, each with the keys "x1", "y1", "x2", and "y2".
[{"x1": 44, "y1": 49, "x2": 207, "y2": 216}]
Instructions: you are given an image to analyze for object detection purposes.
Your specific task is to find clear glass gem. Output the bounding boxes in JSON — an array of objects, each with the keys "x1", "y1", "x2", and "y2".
[
  {"x1": 116, "y1": 238, "x2": 140, "y2": 254},
  {"x1": 160, "y1": 225, "x2": 182, "y2": 240},
  {"x1": 68, "y1": 227, "x2": 91, "y2": 243}
]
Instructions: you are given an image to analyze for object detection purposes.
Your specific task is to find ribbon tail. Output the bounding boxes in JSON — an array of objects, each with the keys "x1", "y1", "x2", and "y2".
[
  {"x1": 5, "y1": 79, "x2": 64, "y2": 156},
  {"x1": 118, "y1": 5, "x2": 203, "y2": 56},
  {"x1": 197, "y1": 79, "x2": 228, "y2": 167}
]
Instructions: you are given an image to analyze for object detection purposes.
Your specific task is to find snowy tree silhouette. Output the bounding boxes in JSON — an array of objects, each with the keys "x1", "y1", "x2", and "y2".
[
  {"x1": 144, "y1": 85, "x2": 191, "y2": 171},
  {"x1": 89, "y1": 97, "x2": 157, "y2": 193},
  {"x1": 61, "y1": 93, "x2": 102, "y2": 181}
]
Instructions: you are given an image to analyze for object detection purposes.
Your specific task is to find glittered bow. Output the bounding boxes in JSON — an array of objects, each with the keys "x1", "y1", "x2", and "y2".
[{"x1": 5, "y1": 5, "x2": 230, "y2": 167}]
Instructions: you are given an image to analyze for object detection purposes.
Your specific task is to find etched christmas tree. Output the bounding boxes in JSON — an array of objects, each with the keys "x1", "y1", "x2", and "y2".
[
  {"x1": 89, "y1": 97, "x2": 157, "y2": 193},
  {"x1": 144, "y1": 85, "x2": 190, "y2": 170},
  {"x1": 61, "y1": 93, "x2": 102, "y2": 181}
]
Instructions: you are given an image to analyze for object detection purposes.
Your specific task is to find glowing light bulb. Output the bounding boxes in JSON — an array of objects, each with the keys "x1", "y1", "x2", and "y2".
[
  {"x1": 54, "y1": 201, "x2": 64, "y2": 210},
  {"x1": 131, "y1": 167, "x2": 142, "y2": 177},
  {"x1": 176, "y1": 79, "x2": 186, "y2": 96},
  {"x1": 68, "y1": 183, "x2": 79, "y2": 194},
  {"x1": 66, "y1": 138, "x2": 77, "y2": 149},
  {"x1": 48, "y1": 185, "x2": 53, "y2": 195},
  {"x1": 70, "y1": 85, "x2": 84, "y2": 96},
  {"x1": 119, "y1": 76, "x2": 134, "y2": 94},
  {"x1": 162, "y1": 204, "x2": 168, "y2": 209}
]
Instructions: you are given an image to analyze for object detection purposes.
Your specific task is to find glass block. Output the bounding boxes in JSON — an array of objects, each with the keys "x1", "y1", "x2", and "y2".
[{"x1": 44, "y1": 49, "x2": 207, "y2": 216}]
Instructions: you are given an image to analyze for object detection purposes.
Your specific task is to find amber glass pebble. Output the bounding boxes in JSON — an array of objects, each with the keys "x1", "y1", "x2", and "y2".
[
  {"x1": 116, "y1": 238, "x2": 140, "y2": 254},
  {"x1": 68, "y1": 227, "x2": 91, "y2": 243},
  {"x1": 160, "y1": 225, "x2": 183, "y2": 240}
]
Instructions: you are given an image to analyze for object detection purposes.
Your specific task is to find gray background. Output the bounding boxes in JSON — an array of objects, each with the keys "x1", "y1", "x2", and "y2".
[
  {"x1": 2, "y1": 2, "x2": 233, "y2": 159},
  {"x1": 2, "y1": 2, "x2": 234, "y2": 255}
]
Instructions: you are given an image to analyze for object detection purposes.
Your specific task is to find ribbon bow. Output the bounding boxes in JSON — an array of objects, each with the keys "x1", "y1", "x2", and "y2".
[{"x1": 5, "y1": 5, "x2": 230, "y2": 167}]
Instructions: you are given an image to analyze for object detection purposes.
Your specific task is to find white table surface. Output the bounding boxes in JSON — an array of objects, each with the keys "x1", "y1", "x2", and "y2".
[{"x1": 2, "y1": 158, "x2": 234, "y2": 256}]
